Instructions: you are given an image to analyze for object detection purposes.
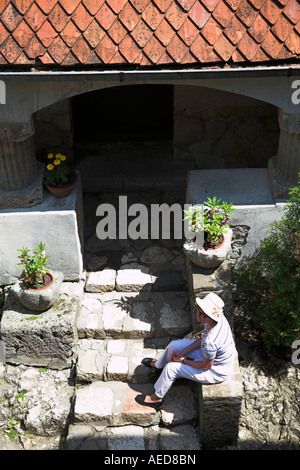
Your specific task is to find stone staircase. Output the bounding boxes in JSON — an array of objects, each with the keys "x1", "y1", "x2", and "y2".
[{"x1": 66, "y1": 258, "x2": 202, "y2": 451}]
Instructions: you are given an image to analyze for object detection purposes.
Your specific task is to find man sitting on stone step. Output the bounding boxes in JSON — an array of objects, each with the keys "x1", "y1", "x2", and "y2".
[{"x1": 135, "y1": 292, "x2": 236, "y2": 410}]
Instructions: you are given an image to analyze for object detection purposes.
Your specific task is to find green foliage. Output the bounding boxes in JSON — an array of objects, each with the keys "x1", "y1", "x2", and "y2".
[
  {"x1": 17, "y1": 242, "x2": 49, "y2": 289},
  {"x1": 43, "y1": 153, "x2": 71, "y2": 186},
  {"x1": 233, "y1": 174, "x2": 300, "y2": 352},
  {"x1": 183, "y1": 197, "x2": 235, "y2": 242}
]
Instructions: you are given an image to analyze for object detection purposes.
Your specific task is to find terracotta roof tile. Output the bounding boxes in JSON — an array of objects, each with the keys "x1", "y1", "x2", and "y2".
[
  {"x1": 165, "y1": 2, "x2": 187, "y2": 29},
  {"x1": 83, "y1": 19, "x2": 105, "y2": 47},
  {"x1": 82, "y1": 0, "x2": 105, "y2": 15},
  {"x1": 142, "y1": 2, "x2": 164, "y2": 29},
  {"x1": 213, "y1": 29, "x2": 236, "y2": 59},
  {"x1": 61, "y1": 20, "x2": 81, "y2": 46},
  {"x1": 95, "y1": 34, "x2": 118, "y2": 62},
  {"x1": 0, "y1": 22, "x2": 9, "y2": 45},
  {"x1": 119, "y1": 2, "x2": 140, "y2": 30},
  {"x1": 284, "y1": 0, "x2": 300, "y2": 24},
  {"x1": 47, "y1": 3, "x2": 69, "y2": 32},
  {"x1": 248, "y1": 12, "x2": 269, "y2": 43},
  {"x1": 236, "y1": 30, "x2": 260, "y2": 59},
  {"x1": 166, "y1": 32, "x2": 188, "y2": 61},
  {"x1": 224, "y1": 14, "x2": 246, "y2": 44},
  {"x1": 178, "y1": 16, "x2": 199, "y2": 44},
  {"x1": 213, "y1": 0, "x2": 234, "y2": 27},
  {"x1": 153, "y1": 0, "x2": 173, "y2": 12},
  {"x1": 131, "y1": 18, "x2": 152, "y2": 46},
  {"x1": 71, "y1": 36, "x2": 92, "y2": 62},
  {"x1": 13, "y1": 0, "x2": 35, "y2": 15},
  {"x1": 261, "y1": 29, "x2": 284, "y2": 57},
  {"x1": 58, "y1": 0, "x2": 81, "y2": 15},
  {"x1": 24, "y1": 3, "x2": 46, "y2": 31},
  {"x1": 155, "y1": 17, "x2": 175, "y2": 45},
  {"x1": 188, "y1": 1, "x2": 210, "y2": 28},
  {"x1": 272, "y1": 12, "x2": 294, "y2": 41},
  {"x1": 236, "y1": 0, "x2": 258, "y2": 27},
  {"x1": 35, "y1": 0, "x2": 57, "y2": 14},
  {"x1": 260, "y1": 0, "x2": 281, "y2": 25},
  {"x1": 36, "y1": 19, "x2": 58, "y2": 46},
  {"x1": 12, "y1": 18, "x2": 33, "y2": 46},
  {"x1": 201, "y1": 15, "x2": 223, "y2": 44},
  {"x1": 1, "y1": 2, "x2": 22, "y2": 31},
  {"x1": 202, "y1": 0, "x2": 222, "y2": 12},
  {"x1": 0, "y1": 0, "x2": 300, "y2": 68},
  {"x1": 24, "y1": 35, "x2": 45, "y2": 57}
]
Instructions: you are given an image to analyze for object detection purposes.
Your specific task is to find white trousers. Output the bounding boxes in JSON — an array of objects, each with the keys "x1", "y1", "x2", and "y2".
[{"x1": 154, "y1": 339, "x2": 223, "y2": 399}]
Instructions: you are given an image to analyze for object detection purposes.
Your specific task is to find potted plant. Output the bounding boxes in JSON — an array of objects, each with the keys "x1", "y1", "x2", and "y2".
[
  {"x1": 43, "y1": 153, "x2": 77, "y2": 198},
  {"x1": 11, "y1": 242, "x2": 63, "y2": 311},
  {"x1": 183, "y1": 197, "x2": 235, "y2": 268}
]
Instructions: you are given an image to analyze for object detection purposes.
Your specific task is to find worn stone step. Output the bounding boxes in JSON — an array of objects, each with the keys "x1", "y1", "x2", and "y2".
[
  {"x1": 85, "y1": 267, "x2": 187, "y2": 293},
  {"x1": 76, "y1": 291, "x2": 192, "y2": 339},
  {"x1": 73, "y1": 381, "x2": 198, "y2": 429},
  {"x1": 75, "y1": 338, "x2": 165, "y2": 384},
  {"x1": 66, "y1": 423, "x2": 201, "y2": 451}
]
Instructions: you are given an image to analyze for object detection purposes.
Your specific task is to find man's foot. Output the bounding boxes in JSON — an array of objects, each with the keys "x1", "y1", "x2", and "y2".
[
  {"x1": 141, "y1": 357, "x2": 158, "y2": 368},
  {"x1": 135, "y1": 394, "x2": 163, "y2": 411}
]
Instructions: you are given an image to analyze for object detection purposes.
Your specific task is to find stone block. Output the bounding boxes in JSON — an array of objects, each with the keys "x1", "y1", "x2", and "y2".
[
  {"x1": 0, "y1": 282, "x2": 82, "y2": 370},
  {"x1": 86, "y1": 270, "x2": 116, "y2": 293},
  {"x1": 0, "y1": 175, "x2": 83, "y2": 285},
  {"x1": 199, "y1": 354, "x2": 243, "y2": 448},
  {"x1": 116, "y1": 269, "x2": 153, "y2": 292},
  {"x1": 74, "y1": 382, "x2": 160, "y2": 427},
  {"x1": 159, "y1": 425, "x2": 201, "y2": 451},
  {"x1": 76, "y1": 294, "x2": 104, "y2": 339}
]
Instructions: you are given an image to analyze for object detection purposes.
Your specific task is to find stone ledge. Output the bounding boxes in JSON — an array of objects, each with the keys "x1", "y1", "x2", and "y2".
[
  {"x1": 186, "y1": 253, "x2": 244, "y2": 448},
  {"x1": 0, "y1": 281, "x2": 83, "y2": 370},
  {"x1": 199, "y1": 355, "x2": 243, "y2": 449}
]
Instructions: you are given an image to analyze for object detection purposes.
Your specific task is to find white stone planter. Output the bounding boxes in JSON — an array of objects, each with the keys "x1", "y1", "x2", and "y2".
[
  {"x1": 11, "y1": 271, "x2": 64, "y2": 311},
  {"x1": 183, "y1": 229, "x2": 232, "y2": 268}
]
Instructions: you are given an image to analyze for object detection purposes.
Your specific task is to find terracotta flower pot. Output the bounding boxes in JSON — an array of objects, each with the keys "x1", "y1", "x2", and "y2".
[
  {"x1": 43, "y1": 170, "x2": 77, "y2": 198},
  {"x1": 183, "y1": 229, "x2": 232, "y2": 268},
  {"x1": 11, "y1": 271, "x2": 64, "y2": 311}
]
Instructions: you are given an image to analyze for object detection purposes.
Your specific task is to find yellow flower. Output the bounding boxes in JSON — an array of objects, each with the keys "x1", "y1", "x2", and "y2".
[
  {"x1": 47, "y1": 164, "x2": 54, "y2": 170},
  {"x1": 56, "y1": 153, "x2": 61, "y2": 158},
  {"x1": 60, "y1": 155, "x2": 66, "y2": 161},
  {"x1": 54, "y1": 159, "x2": 61, "y2": 165},
  {"x1": 47, "y1": 153, "x2": 54, "y2": 159}
]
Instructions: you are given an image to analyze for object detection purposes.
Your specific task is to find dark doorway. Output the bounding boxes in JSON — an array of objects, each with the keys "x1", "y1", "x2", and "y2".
[{"x1": 72, "y1": 85, "x2": 173, "y2": 143}]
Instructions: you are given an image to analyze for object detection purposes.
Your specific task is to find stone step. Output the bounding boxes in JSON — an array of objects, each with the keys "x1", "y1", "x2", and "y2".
[
  {"x1": 85, "y1": 267, "x2": 187, "y2": 294},
  {"x1": 73, "y1": 381, "x2": 199, "y2": 429},
  {"x1": 75, "y1": 338, "x2": 165, "y2": 384},
  {"x1": 66, "y1": 423, "x2": 201, "y2": 451},
  {"x1": 76, "y1": 291, "x2": 192, "y2": 340}
]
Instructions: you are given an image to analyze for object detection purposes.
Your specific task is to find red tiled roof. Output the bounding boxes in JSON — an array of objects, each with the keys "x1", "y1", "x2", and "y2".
[{"x1": 0, "y1": 0, "x2": 299, "y2": 67}]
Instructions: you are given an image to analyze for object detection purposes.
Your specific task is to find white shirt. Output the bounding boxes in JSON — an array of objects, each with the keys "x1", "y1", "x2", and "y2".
[{"x1": 201, "y1": 315, "x2": 236, "y2": 379}]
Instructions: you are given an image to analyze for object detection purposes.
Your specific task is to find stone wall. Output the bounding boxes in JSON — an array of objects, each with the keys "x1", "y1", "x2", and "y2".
[
  {"x1": 174, "y1": 85, "x2": 279, "y2": 169},
  {"x1": 34, "y1": 99, "x2": 74, "y2": 162}
]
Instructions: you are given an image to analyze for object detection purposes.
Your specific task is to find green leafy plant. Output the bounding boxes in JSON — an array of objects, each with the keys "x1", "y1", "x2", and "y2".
[
  {"x1": 17, "y1": 242, "x2": 50, "y2": 289},
  {"x1": 43, "y1": 153, "x2": 71, "y2": 186},
  {"x1": 233, "y1": 174, "x2": 300, "y2": 352},
  {"x1": 183, "y1": 197, "x2": 235, "y2": 242}
]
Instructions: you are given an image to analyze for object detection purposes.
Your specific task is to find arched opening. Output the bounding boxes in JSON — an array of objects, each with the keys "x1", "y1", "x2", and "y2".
[{"x1": 72, "y1": 84, "x2": 173, "y2": 143}]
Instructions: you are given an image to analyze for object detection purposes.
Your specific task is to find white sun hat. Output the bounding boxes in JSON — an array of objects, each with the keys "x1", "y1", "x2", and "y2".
[{"x1": 195, "y1": 292, "x2": 224, "y2": 323}]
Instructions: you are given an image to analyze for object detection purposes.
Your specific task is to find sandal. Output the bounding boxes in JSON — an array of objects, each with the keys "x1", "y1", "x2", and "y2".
[{"x1": 135, "y1": 394, "x2": 163, "y2": 411}]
